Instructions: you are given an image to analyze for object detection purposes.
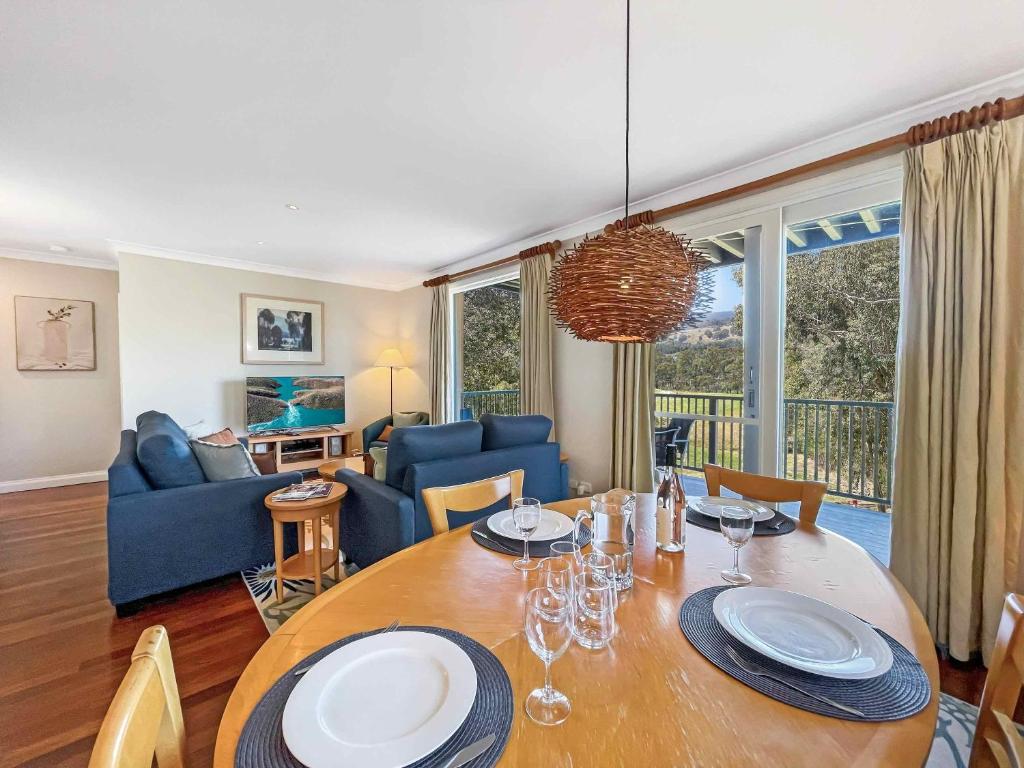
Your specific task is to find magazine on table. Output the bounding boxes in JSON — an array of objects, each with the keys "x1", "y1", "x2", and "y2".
[{"x1": 272, "y1": 481, "x2": 333, "y2": 502}]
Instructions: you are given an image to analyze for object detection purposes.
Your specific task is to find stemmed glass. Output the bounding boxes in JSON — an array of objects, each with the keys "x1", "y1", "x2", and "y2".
[
  {"x1": 512, "y1": 497, "x2": 542, "y2": 572},
  {"x1": 524, "y1": 587, "x2": 573, "y2": 725},
  {"x1": 720, "y1": 506, "x2": 754, "y2": 584}
]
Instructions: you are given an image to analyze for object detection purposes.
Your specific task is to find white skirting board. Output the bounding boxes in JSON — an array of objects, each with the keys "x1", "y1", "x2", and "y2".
[{"x1": 0, "y1": 471, "x2": 107, "y2": 494}]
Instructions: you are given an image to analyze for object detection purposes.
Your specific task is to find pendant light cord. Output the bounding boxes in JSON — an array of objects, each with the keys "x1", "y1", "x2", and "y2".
[{"x1": 624, "y1": 0, "x2": 631, "y2": 227}]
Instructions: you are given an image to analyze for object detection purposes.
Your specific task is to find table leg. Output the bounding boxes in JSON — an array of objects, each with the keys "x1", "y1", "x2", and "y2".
[
  {"x1": 273, "y1": 518, "x2": 284, "y2": 604},
  {"x1": 297, "y1": 520, "x2": 305, "y2": 552},
  {"x1": 313, "y1": 514, "x2": 322, "y2": 596},
  {"x1": 332, "y1": 505, "x2": 341, "y2": 581}
]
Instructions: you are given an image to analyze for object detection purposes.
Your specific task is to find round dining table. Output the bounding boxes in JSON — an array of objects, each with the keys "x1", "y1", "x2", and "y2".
[{"x1": 214, "y1": 494, "x2": 939, "y2": 767}]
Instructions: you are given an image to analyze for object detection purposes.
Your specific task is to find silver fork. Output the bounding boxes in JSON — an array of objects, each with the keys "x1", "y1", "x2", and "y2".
[
  {"x1": 293, "y1": 619, "x2": 400, "y2": 677},
  {"x1": 725, "y1": 645, "x2": 865, "y2": 717}
]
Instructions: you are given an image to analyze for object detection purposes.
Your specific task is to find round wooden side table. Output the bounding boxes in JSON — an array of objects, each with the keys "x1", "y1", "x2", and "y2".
[{"x1": 263, "y1": 482, "x2": 348, "y2": 603}]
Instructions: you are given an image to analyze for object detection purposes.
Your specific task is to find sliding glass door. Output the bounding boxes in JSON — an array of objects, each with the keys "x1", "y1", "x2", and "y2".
[{"x1": 654, "y1": 211, "x2": 778, "y2": 476}]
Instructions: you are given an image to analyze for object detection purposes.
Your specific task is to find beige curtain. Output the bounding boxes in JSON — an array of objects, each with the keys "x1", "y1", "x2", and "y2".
[
  {"x1": 611, "y1": 342, "x2": 655, "y2": 493},
  {"x1": 428, "y1": 283, "x2": 451, "y2": 424},
  {"x1": 519, "y1": 253, "x2": 556, "y2": 438},
  {"x1": 891, "y1": 116, "x2": 1024, "y2": 662}
]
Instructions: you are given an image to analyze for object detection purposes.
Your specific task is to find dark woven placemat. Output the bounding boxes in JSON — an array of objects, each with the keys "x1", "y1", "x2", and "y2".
[
  {"x1": 679, "y1": 586, "x2": 931, "y2": 721},
  {"x1": 236, "y1": 626, "x2": 512, "y2": 768},
  {"x1": 685, "y1": 506, "x2": 796, "y2": 536},
  {"x1": 470, "y1": 514, "x2": 591, "y2": 557}
]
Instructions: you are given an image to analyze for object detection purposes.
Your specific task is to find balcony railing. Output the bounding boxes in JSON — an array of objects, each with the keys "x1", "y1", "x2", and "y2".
[
  {"x1": 464, "y1": 388, "x2": 895, "y2": 508},
  {"x1": 461, "y1": 389, "x2": 520, "y2": 419},
  {"x1": 656, "y1": 392, "x2": 895, "y2": 508}
]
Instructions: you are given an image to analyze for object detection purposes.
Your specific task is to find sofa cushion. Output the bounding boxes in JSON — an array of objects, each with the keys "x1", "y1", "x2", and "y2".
[
  {"x1": 378, "y1": 424, "x2": 394, "y2": 442},
  {"x1": 190, "y1": 439, "x2": 260, "y2": 481},
  {"x1": 197, "y1": 427, "x2": 240, "y2": 445},
  {"x1": 393, "y1": 411, "x2": 426, "y2": 428},
  {"x1": 108, "y1": 430, "x2": 153, "y2": 497},
  {"x1": 135, "y1": 411, "x2": 207, "y2": 489},
  {"x1": 480, "y1": 414, "x2": 552, "y2": 451},
  {"x1": 385, "y1": 421, "x2": 483, "y2": 491}
]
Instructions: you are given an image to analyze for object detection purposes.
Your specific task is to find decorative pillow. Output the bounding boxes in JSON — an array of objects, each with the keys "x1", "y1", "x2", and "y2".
[
  {"x1": 189, "y1": 439, "x2": 259, "y2": 481},
  {"x1": 392, "y1": 411, "x2": 423, "y2": 428},
  {"x1": 251, "y1": 451, "x2": 278, "y2": 476},
  {"x1": 378, "y1": 424, "x2": 394, "y2": 442},
  {"x1": 369, "y1": 446, "x2": 388, "y2": 482},
  {"x1": 198, "y1": 427, "x2": 240, "y2": 446}
]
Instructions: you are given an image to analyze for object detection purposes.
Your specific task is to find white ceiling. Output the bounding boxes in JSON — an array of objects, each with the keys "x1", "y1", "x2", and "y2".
[{"x1": 2, "y1": 1, "x2": 1023, "y2": 289}]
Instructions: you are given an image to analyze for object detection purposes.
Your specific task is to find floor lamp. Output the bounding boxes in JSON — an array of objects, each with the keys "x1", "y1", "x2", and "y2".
[{"x1": 374, "y1": 348, "x2": 407, "y2": 414}]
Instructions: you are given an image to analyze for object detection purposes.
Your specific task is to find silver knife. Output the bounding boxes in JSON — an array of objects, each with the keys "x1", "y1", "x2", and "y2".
[
  {"x1": 442, "y1": 733, "x2": 496, "y2": 768},
  {"x1": 471, "y1": 529, "x2": 519, "y2": 555}
]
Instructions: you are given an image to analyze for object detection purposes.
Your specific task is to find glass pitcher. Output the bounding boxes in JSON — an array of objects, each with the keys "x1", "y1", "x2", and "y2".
[{"x1": 574, "y1": 489, "x2": 635, "y2": 591}]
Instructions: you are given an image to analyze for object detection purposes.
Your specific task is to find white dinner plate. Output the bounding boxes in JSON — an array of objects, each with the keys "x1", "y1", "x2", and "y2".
[
  {"x1": 712, "y1": 586, "x2": 894, "y2": 679},
  {"x1": 282, "y1": 631, "x2": 477, "y2": 768},
  {"x1": 487, "y1": 507, "x2": 574, "y2": 541},
  {"x1": 688, "y1": 496, "x2": 775, "y2": 523}
]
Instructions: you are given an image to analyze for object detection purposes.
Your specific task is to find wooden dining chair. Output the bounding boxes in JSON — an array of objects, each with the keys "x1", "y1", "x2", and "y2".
[
  {"x1": 89, "y1": 625, "x2": 187, "y2": 768},
  {"x1": 970, "y1": 593, "x2": 1024, "y2": 768},
  {"x1": 702, "y1": 463, "x2": 827, "y2": 524},
  {"x1": 422, "y1": 469, "x2": 525, "y2": 535}
]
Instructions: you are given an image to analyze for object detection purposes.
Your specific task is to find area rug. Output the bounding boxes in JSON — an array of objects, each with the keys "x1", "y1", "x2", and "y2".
[{"x1": 241, "y1": 561, "x2": 357, "y2": 634}]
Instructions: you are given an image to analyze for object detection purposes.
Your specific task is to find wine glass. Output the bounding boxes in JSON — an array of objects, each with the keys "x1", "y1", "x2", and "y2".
[
  {"x1": 524, "y1": 587, "x2": 573, "y2": 725},
  {"x1": 720, "y1": 506, "x2": 754, "y2": 584},
  {"x1": 512, "y1": 497, "x2": 542, "y2": 572}
]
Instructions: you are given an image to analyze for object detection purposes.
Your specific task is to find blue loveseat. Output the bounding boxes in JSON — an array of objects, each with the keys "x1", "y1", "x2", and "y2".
[
  {"x1": 336, "y1": 414, "x2": 569, "y2": 569},
  {"x1": 106, "y1": 411, "x2": 300, "y2": 613}
]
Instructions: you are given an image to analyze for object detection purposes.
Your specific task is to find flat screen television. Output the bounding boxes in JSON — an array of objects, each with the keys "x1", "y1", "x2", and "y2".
[{"x1": 245, "y1": 375, "x2": 345, "y2": 432}]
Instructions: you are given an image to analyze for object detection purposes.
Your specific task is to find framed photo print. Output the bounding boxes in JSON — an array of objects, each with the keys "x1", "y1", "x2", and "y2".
[
  {"x1": 241, "y1": 293, "x2": 324, "y2": 364},
  {"x1": 15, "y1": 296, "x2": 97, "y2": 371}
]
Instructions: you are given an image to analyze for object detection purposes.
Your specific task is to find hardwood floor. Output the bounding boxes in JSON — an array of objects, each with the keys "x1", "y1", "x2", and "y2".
[
  {"x1": 0, "y1": 482, "x2": 992, "y2": 767},
  {"x1": 0, "y1": 483, "x2": 267, "y2": 768}
]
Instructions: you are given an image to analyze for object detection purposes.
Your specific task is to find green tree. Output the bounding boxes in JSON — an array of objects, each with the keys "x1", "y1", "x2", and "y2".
[
  {"x1": 461, "y1": 284, "x2": 520, "y2": 392},
  {"x1": 784, "y1": 237, "x2": 899, "y2": 401}
]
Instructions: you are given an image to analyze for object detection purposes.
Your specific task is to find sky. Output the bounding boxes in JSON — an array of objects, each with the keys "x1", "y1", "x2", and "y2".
[{"x1": 709, "y1": 265, "x2": 743, "y2": 312}]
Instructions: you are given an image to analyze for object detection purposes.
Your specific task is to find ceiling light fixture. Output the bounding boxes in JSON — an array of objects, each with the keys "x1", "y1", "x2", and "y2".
[
  {"x1": 548, "y1": 0, "x2": 704, "y2": 343},
  {"x1": 285, "y1": 203, "x2": 299, "y2": 211},
  {"x1": 48, "y1": 244, "x2": 70, "y2": 253},
  {"x1": 256, "y1": 241, "x2": 265, "y2": 245}
]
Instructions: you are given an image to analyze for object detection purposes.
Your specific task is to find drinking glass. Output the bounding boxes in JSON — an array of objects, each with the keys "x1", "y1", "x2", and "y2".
[
  {"x1": 720, "y1": 506, "x2": 755, "y2": 584},
  {"x1": 539, "y1": 557, "x2": 573, "y2": 599},
  {"x1": 572, "y1": 571, "x2": 616, "y2": 649},
  {"x1": 549, "y1": 540, "x2": 582, "y2": 571},
  {"x1": 524, "y1": 587, "x2": 572, "y2": 725},
  {"x1": 582, "y1": 551, "x2": 618, "y2": 611},
  {"x1": 512, "y1": 497, "x2": 542, "y2": 572}
]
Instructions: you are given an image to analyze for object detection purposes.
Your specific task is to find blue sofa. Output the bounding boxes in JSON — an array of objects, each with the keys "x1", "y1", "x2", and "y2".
[
  {"x1": 336, "y1": 414, "x2": 568, "y2": 569},
  {"x1": 106, "y1": 411, "x2": 300, "y2": 612}
]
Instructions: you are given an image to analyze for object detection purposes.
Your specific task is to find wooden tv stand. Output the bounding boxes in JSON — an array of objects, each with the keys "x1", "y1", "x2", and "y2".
[{"x1": 245, "y1": 426, "x2": 354, "y2": 473}]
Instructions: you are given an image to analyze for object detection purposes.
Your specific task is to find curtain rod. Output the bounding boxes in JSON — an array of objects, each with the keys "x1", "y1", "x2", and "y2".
[{"x1": 422, "y1": 94, "x2": 1024, "y2": 288}]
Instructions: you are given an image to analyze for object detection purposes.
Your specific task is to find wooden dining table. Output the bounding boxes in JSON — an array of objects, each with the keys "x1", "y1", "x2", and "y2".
[{"x1": 214, "y1": 494, "x2": 940, "y2": 767}]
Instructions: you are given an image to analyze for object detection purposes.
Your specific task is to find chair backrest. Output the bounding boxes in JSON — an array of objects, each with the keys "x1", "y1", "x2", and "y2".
[
  {"x1": 89, "y1": 626, "x2": 186, "y2": 768},
  {"x1": 702, "y1": 463, "x2": 827, "y2": 524},
  {"x1": 422, "y1": 469, "x2": 525, "y2": 535},
  {"x1": 971, "y1": 593, "x2": 1024, "y2": 768}
]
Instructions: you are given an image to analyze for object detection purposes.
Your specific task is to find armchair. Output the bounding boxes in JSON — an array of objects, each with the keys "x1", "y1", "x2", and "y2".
[{"x1": 362, "y1": 411, "x2": 429, "y2": 450}]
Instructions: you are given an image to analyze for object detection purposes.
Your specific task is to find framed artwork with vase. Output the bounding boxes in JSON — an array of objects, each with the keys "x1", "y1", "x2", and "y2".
[
  {"x1": 241, "y1": 293, "x2": 324, "y2": 364},
  {"x1": 14, "y1": 296, "x2": 96, "y2": 371}
]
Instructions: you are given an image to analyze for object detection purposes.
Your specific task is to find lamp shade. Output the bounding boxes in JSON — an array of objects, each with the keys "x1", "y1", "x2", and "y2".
[{"x1": 374, "y1": 348, "x2": 407, "y2": 368}]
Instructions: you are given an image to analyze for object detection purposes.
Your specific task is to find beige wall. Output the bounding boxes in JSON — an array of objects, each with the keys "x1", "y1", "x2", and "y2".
[
  {"x1": 118, "y1": 253, "x2": 430, "y2": 448},
  {"x1": 0, "y1": 256, "x2": 122, "y2": 487}
]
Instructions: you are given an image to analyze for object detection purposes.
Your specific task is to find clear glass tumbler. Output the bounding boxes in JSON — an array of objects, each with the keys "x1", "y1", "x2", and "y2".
[{"x1": 572, "y1": 571, "x2": 616, "y2": 649}]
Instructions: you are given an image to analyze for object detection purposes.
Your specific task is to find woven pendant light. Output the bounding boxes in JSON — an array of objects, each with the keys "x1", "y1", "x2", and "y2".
[{"x1": 548, "y1": 0, "x2": 704, "y2": 343}]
